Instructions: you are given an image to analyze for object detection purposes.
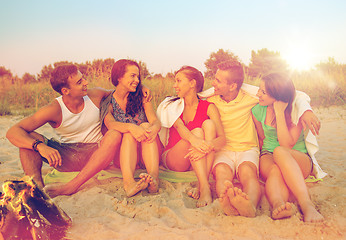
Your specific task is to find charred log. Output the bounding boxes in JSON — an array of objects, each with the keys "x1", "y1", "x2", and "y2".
[{"x1": 0, "y1": 177, "x2": 71, "y2": 240}]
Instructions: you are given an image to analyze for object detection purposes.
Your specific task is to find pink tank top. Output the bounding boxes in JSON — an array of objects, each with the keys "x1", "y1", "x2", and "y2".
[{"x1": 165, "y1": 100, "x2": 211, "y2": 150}]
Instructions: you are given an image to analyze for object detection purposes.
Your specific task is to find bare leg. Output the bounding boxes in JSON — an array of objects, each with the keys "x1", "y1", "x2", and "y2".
[
  {"x1": 273, "y1": 147, "x2": 323, "y2": 222},
  {"x1": 141, "y1": 130, "x2": 160, "y2": 193},
  {"x1": 189, "y1": 128, "x2": 212, "y2": 208},
  {"x1": 44, "y1": 130, "x2": 122, "y2": 197},
  {"x1": 120, "y1": 133, "x2": 149, "y2": 197},
  {"x1": 228, "y1": 161, "x2": 260, "y2": 217},
  {"x1": 213, "y1": 163, "x2": 239, "y2": 216},
  {"x1": 260, "y1": 154, "x2": 294, "y2": 219},
  {"x1": 19, "y1": 132, "x2": 45, "y2": 188},
  {"x1": 166, "y1": 127, "x2": 212, "y2": 207}
]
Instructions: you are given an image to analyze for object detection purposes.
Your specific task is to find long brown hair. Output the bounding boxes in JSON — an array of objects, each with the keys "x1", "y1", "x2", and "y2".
[
  {"x1": 262, "y1": 73, "x2": 296, "y2": 127},
  {"x1": 111, "y1": 59, "x2": 143, "y2": 117}
]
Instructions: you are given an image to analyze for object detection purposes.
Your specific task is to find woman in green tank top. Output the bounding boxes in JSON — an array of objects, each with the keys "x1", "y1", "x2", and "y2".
[{"x1": 252, "y1": 73, "x2": 323, "y2": 223}]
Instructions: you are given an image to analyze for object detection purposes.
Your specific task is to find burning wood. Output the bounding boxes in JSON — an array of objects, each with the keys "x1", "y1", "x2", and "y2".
[{"x1": 0, "y1": 177, "x2": 71, "y2": 240}]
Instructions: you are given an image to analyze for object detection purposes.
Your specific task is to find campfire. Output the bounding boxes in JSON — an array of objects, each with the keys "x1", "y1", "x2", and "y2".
[{"x1": 0, "y1": 177, "x2": 71, "y2": 240}]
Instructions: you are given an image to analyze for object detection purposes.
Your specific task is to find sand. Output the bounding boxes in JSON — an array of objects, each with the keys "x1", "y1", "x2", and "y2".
[{"x1": 0, "y1": 106, "x2": 345, "y2": 240}]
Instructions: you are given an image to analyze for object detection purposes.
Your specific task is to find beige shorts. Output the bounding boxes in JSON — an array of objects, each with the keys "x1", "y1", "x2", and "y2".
[{"x1": 212, "y1": 147, "x2": 260, "y2": 179}]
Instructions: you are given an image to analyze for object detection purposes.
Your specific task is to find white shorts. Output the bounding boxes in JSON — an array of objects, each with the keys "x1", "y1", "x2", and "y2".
[{"x1": 212, "y1": 147, "x2": 260, "y2": 179}]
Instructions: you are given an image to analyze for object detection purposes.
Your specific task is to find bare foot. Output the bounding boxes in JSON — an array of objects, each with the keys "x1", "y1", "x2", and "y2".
[
  {"x1": 218, "y1": 180, "x2": 239, "y2": 216},
  {"x1": 197, "y1": 186, "x2": 212, "y2": 208},
  {"x1": 44, "y1": 183, "x2": 78, "y2": 198},
  {"x1": 300, "y1": 201, "x2": 324, "y2": 222},
  {"x1": 124, "y1": 174, "x2": 149, "y2": 197},
  {"x1": 227, "y1": 187, "x2": 256, "y2": 217},
  {"x1": 187, "y1": 187, "x2": 200, "y2": 199},
  {"x1": 272, "y1": 202, "x2": 295, "y2": 220},
  {"x1": 147, "y1": 176, "x2": 159, "y2": 193}
]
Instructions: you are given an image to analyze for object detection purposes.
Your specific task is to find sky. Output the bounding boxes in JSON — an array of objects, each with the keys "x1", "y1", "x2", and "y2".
[{"x1": 1, "y1": 0, "x2": 345, "y2": 77}]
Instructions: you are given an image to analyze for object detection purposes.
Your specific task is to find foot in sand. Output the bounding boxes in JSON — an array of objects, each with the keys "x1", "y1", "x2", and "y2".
[
  {"x1": 196, "y1": 186, "x2": 212, "y2": 208},
  {"x1": 272, "y1": 202, "x2": 295, "y2": 220},
  {"x1": 218, "y1": 180, "x2": 239, "y2": 216},
  {"x1": 187, "y1": 187, "x2": 200, "y2": 200},
  {"x1": 44, "y1": 182, "x2": 78, "y2": 198},
  {"x1": 300, "y1": 201, "x2": 324, "y2": 223},
  {"x1": 124, "y1": 174, "x2": 150, "y2": 197},
  {"x1": 147, "y1": 175, "x2": 159, "y2": 194},
  {"x1": 227, "y1": 187, "x2": 256, "y2": 217}
]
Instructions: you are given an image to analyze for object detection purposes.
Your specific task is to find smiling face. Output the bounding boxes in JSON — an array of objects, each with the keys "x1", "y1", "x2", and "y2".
[
  {"x1": 173, "y1": 71, "x2": 195, "y2": 98},
  {"x1": 118, "y1": 65, "x2": 140, "y2": 92},
  {"x1": 212, "y1": 69, "x2": 233, "y2": 97},
  {"x1": 257, "y1": 80, "x2": 276, "y2": 106},
  {"x1": 64, "y1": 70, "x2": 88, "y2": 97}
]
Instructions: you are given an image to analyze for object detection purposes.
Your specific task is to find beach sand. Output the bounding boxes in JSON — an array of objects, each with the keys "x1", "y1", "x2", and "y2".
[{"x1": 0, "y1": 106, "x2": 345, "y2": 240}]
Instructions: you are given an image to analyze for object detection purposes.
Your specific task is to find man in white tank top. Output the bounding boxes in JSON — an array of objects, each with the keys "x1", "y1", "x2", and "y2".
[{"x1": 6, "y1": 64, "x2": 123, "y2": 197}]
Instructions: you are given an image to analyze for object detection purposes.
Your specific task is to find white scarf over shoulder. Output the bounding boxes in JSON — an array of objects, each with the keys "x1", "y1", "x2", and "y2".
[{"x1": 157, "y1": 83, "x2": 327, "y2": 179}]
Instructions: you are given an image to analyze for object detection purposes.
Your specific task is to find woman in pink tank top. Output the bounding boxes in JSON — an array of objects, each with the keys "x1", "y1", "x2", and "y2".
[{"x1": 159, "y1": 66, "x2": 226, "y2": 208}]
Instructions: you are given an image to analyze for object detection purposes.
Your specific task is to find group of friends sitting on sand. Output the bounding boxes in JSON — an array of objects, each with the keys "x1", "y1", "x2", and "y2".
[{"x1": 6, "y1": 58, "x2": 327, "y2": 223}]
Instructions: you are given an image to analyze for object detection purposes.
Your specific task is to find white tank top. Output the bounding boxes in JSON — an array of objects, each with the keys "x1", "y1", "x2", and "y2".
[{"x1": 54, "y1": 96, "x2": 103, "y2": 143}]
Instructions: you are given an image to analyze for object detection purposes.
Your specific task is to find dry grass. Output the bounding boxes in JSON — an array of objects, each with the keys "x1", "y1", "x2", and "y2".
[{"x1": 0, "y1": 70, "x2": 344, "y2": 116}]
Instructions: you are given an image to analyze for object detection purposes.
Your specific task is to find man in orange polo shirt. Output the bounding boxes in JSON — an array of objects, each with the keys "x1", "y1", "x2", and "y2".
[{"x1": 207, "y1": 60, "x2": 320, "y2": 217}]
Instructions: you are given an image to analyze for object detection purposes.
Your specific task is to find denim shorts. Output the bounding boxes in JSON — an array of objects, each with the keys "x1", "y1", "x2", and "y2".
[{"x1": 42, "y1": 137, "x2": 99, "y2": 172}]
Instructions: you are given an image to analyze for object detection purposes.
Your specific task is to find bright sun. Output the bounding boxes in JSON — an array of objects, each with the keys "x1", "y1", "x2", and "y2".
[{"x1": 283, "y1": 45, "x2": 315, "y2": 71}]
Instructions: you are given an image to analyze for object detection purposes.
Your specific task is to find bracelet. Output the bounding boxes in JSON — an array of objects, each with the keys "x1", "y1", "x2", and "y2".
[{"x1": 32, "y1": 139, "x2": 43, "y2": 152}]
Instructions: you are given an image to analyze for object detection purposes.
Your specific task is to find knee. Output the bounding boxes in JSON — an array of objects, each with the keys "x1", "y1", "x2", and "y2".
[
  {"x1": 122, "y1": 132, "x2": 136, "y2": 144},
  {"x1": 202, "y1": 119, "x2": 216, "y2": 135},
  {"x1": 238, "y1": 162, "x2": 258, "y2": 180},
  {"x1": 214, "y1": 163, "x2": 233, "y2": 180},
  {"x1": 102, "y1": 129, "x2": 122, "y2": 147},
  {"x1": 191, "y1": 127, "x2": 204, "y2": 138}
]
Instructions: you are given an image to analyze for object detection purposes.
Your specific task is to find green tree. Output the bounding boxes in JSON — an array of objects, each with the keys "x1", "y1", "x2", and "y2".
[
  {"x1": 138, "y1": 60, "x2": 151, "y2": 80},
  {"x1": 204, "y1": 49, "x2": 240, "y2": 79},
  {"x1": 248, "y1": 48, "x2": 288, "y2": 77},
  {"x1": 37, "y1": 64, "x2": 53, "y2": 82},
  {"x1": 315, "y1": 57, "x2": 345, "y2": 75},
  {"x1": 0, "y1": 66, "x2": 12, "y2": 77},
  {"x1": 22, "y1": 73, "x2": 37, "y2": 84}
]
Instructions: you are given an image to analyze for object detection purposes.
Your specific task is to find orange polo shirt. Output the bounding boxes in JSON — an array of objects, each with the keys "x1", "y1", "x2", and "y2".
[{"x1": 208, "y1": 89, "x2": 258, "y2": 152}]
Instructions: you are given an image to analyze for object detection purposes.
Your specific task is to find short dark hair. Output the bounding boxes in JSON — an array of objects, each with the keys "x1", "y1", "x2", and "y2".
[
  {"x1": 217, "y1": 60, "x2": 244, "y2": 90},
  {"x1": 50, "y1": 64, "x2": 78, "y2": 94}
]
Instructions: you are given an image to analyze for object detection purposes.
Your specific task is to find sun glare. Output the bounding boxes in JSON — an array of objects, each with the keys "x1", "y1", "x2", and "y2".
[{"x1": 283, "y1": 45, "x2": 315, "y2": 71}]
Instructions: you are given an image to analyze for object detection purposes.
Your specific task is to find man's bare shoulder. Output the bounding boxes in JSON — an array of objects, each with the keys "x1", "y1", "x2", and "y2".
[{"x1": 15, "y1": 100, "x2": 62, "y2": 131}]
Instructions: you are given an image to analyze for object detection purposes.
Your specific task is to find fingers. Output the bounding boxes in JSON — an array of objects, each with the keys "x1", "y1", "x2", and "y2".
[{"x1": 46, "y1": 151, "x2": 62, "y2": 168}]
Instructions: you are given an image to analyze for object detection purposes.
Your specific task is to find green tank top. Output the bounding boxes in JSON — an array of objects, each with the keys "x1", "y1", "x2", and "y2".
[{"x1": 252, "y1": 104, "x2": 307, "y2": 153}]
